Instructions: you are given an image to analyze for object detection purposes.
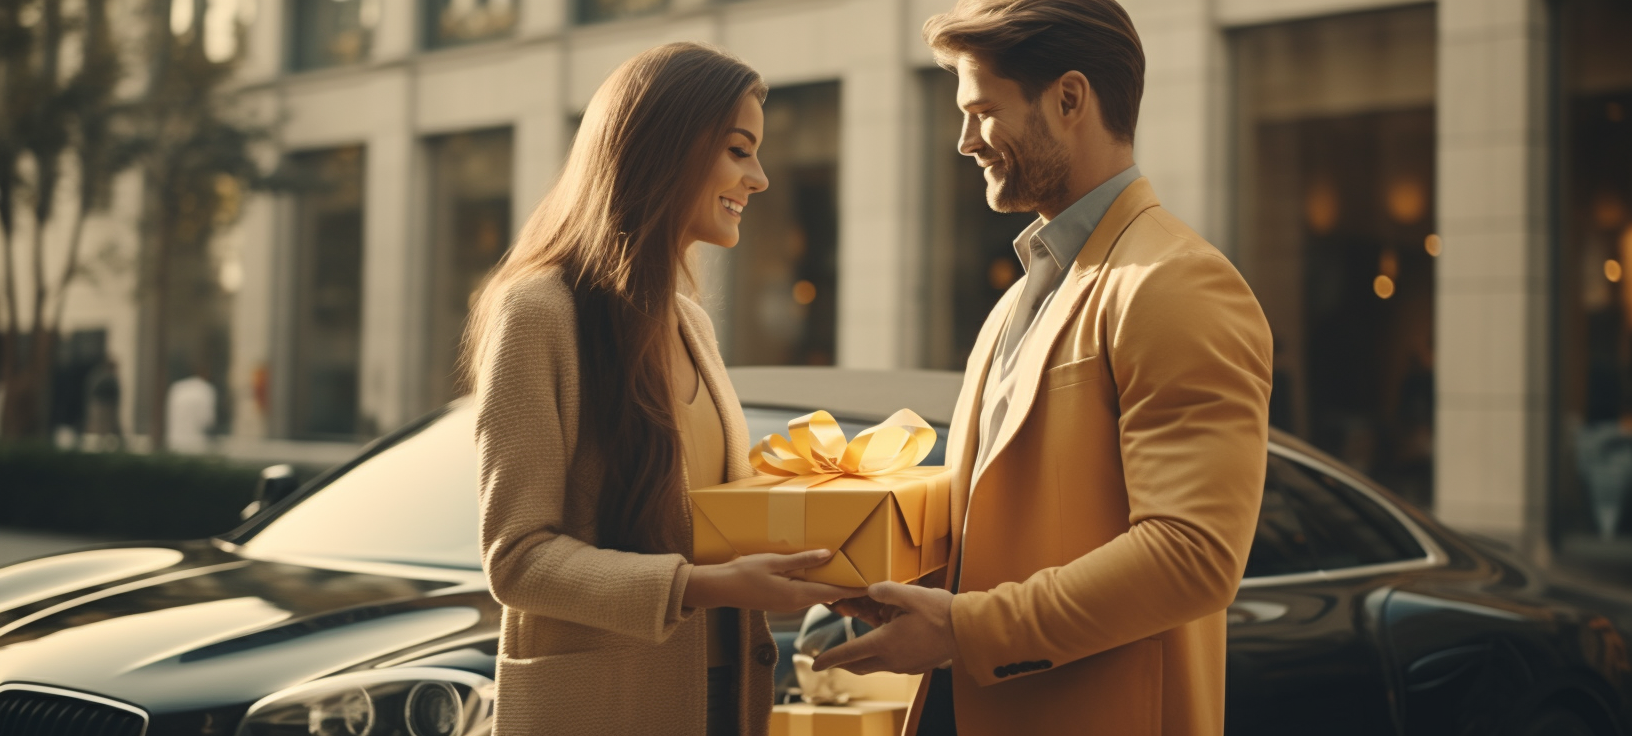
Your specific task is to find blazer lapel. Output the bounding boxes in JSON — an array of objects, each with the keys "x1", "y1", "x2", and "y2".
[{"x1": 968, "y1": 178, "x2": 1161, "y2": 495}]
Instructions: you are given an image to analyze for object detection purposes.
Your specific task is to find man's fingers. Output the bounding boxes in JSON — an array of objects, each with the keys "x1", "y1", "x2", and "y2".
[
  {"x1": 811, "y1": 634, "x2": 883, "y2": 672},
  {"x1": 866, "y1": 581, "x2": 920, "y2": 609},
  {"x1": 825, "y1": 656, "x2": 888, "y2": 676},
  {"x1": 769, "y1": 548, "x2": 834, "y2": 573}
]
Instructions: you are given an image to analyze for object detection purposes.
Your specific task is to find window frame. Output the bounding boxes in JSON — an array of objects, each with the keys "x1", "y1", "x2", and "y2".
[{"x1": 1240, "y1": 443, "x2": 1447, "y2": 589}]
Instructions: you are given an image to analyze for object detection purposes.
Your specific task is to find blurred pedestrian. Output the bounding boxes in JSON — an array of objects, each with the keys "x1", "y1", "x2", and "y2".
[
  {"x1": 166, "y1": 362, "x2": 217, "y2": 453},
  {"x1": 84, "y1": 356, "x2": 123, "y2": 450}
]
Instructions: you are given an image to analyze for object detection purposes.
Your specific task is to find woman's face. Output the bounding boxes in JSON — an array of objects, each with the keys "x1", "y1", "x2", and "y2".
[{"x1": 686, "y1": 92, "x2": 769, "y2": 248}]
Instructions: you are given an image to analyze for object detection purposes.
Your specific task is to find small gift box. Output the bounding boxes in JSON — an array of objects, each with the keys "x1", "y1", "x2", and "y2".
[
  {"x1": 689, "y1": 409, "x2": 952, "y2": 587},
  {"x1": 770, "y1": 702, "x2": 911, "y2": 736}
]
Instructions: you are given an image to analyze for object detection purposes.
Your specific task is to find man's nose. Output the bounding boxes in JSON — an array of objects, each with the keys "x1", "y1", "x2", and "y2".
[{"x1": 958, "y1": 114, "x2": 983, "y2": 157}]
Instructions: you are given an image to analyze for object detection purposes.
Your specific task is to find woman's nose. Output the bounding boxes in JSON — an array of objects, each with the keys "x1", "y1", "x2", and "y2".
[{"x1": 746, "y1": 164, "x2": 769, "y2": 193}]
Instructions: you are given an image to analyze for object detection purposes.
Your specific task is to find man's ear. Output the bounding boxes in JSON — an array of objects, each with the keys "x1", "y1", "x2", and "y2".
[{"x1": 1055, "y1": 70, "x2": 1093, "y2": 127}]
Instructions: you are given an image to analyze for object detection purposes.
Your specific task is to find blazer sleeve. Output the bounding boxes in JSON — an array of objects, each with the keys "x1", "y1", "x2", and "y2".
[
  {"x1": 949, "y1": 249, "x2": 1273, "y2": 686},
  {"x1": 474, "y1": 282, "x2": 693, "y2": 645}
]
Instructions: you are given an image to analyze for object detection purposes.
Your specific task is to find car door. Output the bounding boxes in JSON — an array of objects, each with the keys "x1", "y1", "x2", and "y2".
[{"x1": 1226, "y1": 452, "x2": 1432, "y2": 736}]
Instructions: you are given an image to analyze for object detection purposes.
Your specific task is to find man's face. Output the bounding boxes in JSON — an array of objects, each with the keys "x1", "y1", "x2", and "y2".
[{"x1": 954, "y1": 54, "x2": 1070, "y2": 214}]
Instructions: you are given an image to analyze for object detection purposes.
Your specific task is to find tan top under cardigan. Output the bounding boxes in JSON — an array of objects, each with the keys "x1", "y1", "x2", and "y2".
[{"x1": 473, "y1": 269, "x2": 775, "y2": 736}]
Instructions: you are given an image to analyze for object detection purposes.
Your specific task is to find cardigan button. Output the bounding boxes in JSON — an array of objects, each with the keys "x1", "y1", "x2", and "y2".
[{"x1": 753, "y1": 643, "x2": 778, "y2": 666}]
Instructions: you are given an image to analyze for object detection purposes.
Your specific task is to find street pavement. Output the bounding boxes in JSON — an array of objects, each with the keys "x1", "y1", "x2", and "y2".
[{"x1": 0, "y1": 527, "x2": 114, "y2": 567}]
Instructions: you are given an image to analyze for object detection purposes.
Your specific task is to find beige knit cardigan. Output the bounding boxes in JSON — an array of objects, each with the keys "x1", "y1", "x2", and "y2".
[{"x1": 473, "y1": 269, "x2": 775, "y2": 736}]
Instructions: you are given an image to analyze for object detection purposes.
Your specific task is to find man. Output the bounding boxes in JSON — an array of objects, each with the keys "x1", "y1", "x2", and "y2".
[{"x1": 812, "y1": 1, "x2": 1273, "y2": 734}]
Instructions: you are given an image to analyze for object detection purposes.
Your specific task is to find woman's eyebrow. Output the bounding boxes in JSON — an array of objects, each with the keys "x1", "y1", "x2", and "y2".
[{"x1": 728, "y1": 127, "x2": 759, "y2": 146}]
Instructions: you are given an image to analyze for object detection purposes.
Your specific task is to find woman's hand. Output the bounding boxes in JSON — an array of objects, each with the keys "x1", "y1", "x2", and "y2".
[{"x1": 683, "y1": 549, "x2": 868, "y2": 612}]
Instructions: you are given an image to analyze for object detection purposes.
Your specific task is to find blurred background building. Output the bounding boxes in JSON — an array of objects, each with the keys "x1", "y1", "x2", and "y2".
[{"x1": 14, "y1": 0, "x2": 1632, "y2": 577}]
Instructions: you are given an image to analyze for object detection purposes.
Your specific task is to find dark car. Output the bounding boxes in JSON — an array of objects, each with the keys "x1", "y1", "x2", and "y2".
[{"x1": 1, "y1": 367, "x2": 1630, "y2": 736}]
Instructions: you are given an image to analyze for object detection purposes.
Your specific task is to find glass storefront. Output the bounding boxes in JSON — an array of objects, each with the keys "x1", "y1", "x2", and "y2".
[
  {"x1": 423, "y1": 128, "x2": 512, "y2": 409},
  {"x1": 287, "y1": 0, "x2": 377, "y2": 71},
  {"x1": 1231, "y1": 7, "x2": 1438, "y2": 507},
  {"x1": 286, "y1": 146, "x2": 366, "y2": 440},
  {"x1": 423, "y1": 0, "x2": 516, "y2": 49},
  {"x1": 718, "y1": 82, "x2": 840, "y2": 366},
  {"x1": 919, "y1": 68, "x2": 1037, "y2": 371},
  {"x1": 577, "y1": 0, "x2": 666, "y2": 24},
  {"x1": 1553, "y1": 0, "x2": 1632, "y2": 572}
]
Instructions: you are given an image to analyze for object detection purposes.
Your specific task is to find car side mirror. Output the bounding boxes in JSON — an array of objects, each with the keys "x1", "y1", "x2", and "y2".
[{"x1": 241, "y1": 464, "x2": 299, "y2": 520}]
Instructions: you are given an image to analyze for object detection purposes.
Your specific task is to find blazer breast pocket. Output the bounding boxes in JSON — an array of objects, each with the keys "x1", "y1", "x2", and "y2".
[{"x1": 1043, "y1": 355, "x2": 1107, "y2": 392}]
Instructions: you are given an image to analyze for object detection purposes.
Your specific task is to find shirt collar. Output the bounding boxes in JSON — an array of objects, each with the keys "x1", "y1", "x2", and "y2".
[{"x1": 1013, "y1": 164, "x2": 1141, "y2": 273}]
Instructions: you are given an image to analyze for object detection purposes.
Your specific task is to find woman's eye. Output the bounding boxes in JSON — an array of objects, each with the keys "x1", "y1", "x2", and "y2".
[{"x1": 730, "y1": 147, "x2": 751, "y2": 159}]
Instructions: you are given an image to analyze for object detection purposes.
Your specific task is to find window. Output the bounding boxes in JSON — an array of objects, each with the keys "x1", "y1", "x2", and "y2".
[
  {"x1": 1555, "y1": 0, "x2": 1632, "y2": 568},
  {"x1": 1244, "y1": 480, "x2": 1319, "y2": 578},
  {"x1": 1270, "y1": 455, "x2": 1425, "y2": 571},
  {"x1": 287, "y1": 0, "x2": 377, "y2": 71},
  {"x1": 919, "y1": 69, "x2": 1037, "y2": 370},
  {"x1": 577, "y1": 0, "x2": 666, "y2": 24},
  {"x1": 246, "y1": 407, "x2": 481, "y2": 569},
  {"x1": 423, "y1": 0, "x2": 516, "y2": 49},
  {"x1": 286, "y1": 146, "x2": 366, "y2": 440},
  {"x1": 424, "y1": 128, "x2": 513, "y2": 410},
  {"x1": 1231, "y1": 8, "x2": 1438, "y2": 508},
  {"x1": 716, "y1": 82, "x2": 840, "y2": 366}
]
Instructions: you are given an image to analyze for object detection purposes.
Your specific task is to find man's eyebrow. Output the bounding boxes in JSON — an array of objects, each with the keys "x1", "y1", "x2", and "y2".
[
  {"x1": 729, "y1": 127, "x2": 758, "y2": 146},
  {"x1": 959, "y1": 98, "x2": 992, "y2": 112}
]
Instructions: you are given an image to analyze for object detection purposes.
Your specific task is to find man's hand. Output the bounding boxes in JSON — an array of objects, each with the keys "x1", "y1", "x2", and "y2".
[
  {"x1": 828, "y1": 596, "x2": 901, "y2": 628},
  {"x1": 811, "y1": 582, "x2": 956, "y2": 676}
]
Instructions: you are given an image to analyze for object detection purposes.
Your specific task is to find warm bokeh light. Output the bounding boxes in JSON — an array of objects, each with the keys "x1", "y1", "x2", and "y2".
[
  {"x1": 1607, "y1": 259, "x2": 1623, "y2": 283},
  {"x1": 1373, "y1": 274, "x2": 1395, "y2": 299},
  {"x1": 1304, "y1": 178, "x2": 1339, "y2": 235},
  {"x1": 792, "y1": 279, "x2": 817, "y2": 305},
  {"x1": 1379, "y1": 249, "x2": 1399, "y2": 279},
  {"x1": 1425, "y1": 233, "x2": 1442, "y2": 257},
  {"x1": 988, "y1": 259, "x2": 1017, "y2": 290},
  {"x1": 1385, "y1": 177, "x2": 1427, "y2": 224}
]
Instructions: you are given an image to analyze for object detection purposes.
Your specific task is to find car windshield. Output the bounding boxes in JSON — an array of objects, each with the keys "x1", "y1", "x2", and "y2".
[{"x1": 241, "y1": 405, "x2": 948, "y2": 569}]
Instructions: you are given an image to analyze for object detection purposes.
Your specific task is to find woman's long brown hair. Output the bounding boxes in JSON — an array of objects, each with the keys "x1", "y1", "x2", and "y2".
[{"x1": 460, "y1": 43, "x2": 766, "y2": 554}]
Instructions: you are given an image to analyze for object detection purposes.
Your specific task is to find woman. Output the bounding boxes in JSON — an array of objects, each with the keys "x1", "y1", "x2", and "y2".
[{"x1": 462, "y1": 43, "x2": 864, "y2": 736}]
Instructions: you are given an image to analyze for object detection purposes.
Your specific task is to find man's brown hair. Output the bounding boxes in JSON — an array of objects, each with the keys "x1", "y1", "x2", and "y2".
[{"x1": 924, "y1": 0, "x2": 1145, "y2": 144}]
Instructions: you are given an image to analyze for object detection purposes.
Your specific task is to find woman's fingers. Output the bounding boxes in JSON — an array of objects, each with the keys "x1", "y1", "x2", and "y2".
[
  {"x1": 763, "y1": 548, "x2": 834, "y2": 573},
  {"x1": 787, "y1": 580, "x2": 869, "y2": 604}
]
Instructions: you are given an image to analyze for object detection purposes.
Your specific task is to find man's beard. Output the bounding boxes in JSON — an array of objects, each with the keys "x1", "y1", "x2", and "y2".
[{"x1": 986, "y1": 108, "x2": 1071, "y2": 214}]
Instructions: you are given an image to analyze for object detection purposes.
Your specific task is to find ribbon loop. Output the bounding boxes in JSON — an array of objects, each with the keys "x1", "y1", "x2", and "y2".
[{"x1": 750, "y1": 408, "x2": 937, "y2": 479}]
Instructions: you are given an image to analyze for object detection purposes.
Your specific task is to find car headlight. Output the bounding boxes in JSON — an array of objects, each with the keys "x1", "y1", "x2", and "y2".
[{"x1": 236, "y1": 667, "x2": 493, "y2": 736}]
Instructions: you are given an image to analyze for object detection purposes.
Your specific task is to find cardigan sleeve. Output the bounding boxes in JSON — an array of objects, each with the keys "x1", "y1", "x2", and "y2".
[{"x1": 474, "y1": 278, "x2": 694, "y2": 645}]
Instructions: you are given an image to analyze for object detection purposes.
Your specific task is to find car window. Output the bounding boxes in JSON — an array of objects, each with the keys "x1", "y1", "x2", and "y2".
[
  {"x1": 243, "y1": 407, "x2": 484, "y2": 569},
  {"x1": 1243, "y1": 479, "x2": 1320, "y2": 578},
  {"x1": 743, "y1": 407, "x2": 949, "y2": 466},
  {"x1": 1270, "y1": 454, "x2": 1426, "y2": 571}
]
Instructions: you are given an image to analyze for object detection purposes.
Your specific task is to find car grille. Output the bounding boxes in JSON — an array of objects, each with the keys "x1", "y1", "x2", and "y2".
[{"x1": 0, "y1": 686, "x2": 147, "y2": 736}]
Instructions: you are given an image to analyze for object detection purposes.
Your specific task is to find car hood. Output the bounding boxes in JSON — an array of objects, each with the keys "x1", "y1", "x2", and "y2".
[{"x1": 0, "y1": 541, "x2": 496, "y2": 714}]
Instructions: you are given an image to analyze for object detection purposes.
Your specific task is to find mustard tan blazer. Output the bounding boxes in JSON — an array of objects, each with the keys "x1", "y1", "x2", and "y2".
[{"x1": 911, "y1": 178, "x2": 1273, "y2": 736}]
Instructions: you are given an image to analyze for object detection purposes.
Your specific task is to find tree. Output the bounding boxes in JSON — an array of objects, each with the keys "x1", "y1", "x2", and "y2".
[
  {"x1": 132, "y1": 0, "x2": 274, "y2": 451},
  {"x1": 0, "y1": 0, "x2": 272, "y2": 447}
]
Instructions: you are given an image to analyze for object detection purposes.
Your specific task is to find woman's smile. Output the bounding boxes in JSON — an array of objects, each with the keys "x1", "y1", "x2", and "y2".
[{"x1": 721, "y1": 196, "x2": 745, "y2": 217}]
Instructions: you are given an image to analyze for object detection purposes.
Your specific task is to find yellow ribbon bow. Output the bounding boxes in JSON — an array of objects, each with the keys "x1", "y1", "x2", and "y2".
[{"x1": 750, "y1": 409, "x2": 937, "y2": 478}]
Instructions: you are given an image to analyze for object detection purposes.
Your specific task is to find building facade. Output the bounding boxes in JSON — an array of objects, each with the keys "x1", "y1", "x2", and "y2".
[{"x1": 47, "y1": 0, "x2": 1627, "y2": 573}]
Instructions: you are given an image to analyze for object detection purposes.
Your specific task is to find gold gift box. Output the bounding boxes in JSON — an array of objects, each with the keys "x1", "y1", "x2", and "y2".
[
  {"x1": 770, "y1": 702, "x2": 911, "y2": 736},
  {"x1": 689, "y1": 410, "x2": 951, "y2": 588}
]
